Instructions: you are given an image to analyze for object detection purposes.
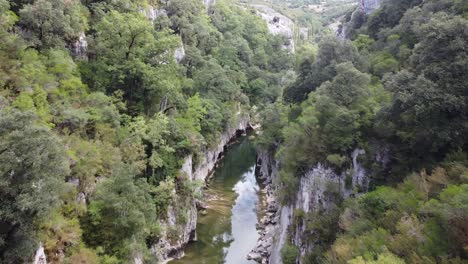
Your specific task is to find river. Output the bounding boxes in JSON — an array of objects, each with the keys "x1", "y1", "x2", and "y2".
[{"x1": 171, "y1": 136, "x2": 261, "y2": 264}]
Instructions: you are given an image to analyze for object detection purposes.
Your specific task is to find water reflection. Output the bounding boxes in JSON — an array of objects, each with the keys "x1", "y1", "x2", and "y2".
[{"x1": 171, "y1": 137, "x2": 259, "y2": 264}]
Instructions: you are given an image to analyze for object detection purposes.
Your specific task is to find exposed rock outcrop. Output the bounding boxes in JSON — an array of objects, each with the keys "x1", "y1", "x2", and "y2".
[
  {"x1": 335, "y1": 0, "x2": 382, "y2": 39},
  {"x1": 203, "y1": 0, "x2": 216, "y2": 8},
  {"x1": 181, "y1": 113, "x2": 251, "y2": 181},
  {"x1": 33, "y1": 244, "x2": 47, "y2": 264},
  {"x1": 360, "y1": 0, "x2": 381, "y2": 15},
  {"x1": 251, "y1": 148, "x2": 369, "y2": 264},
  {"x1": 140, "y1": 6, "x2": 167, "y2": 22},
  {"x1": 249, "y1": 149, "x2": 291, "y2": 264},
  {"x1": 154, "y1": 112, "x2": 251, "y2": 263},
  {"x1": 174, "y1": 46, "x2": 185, "y2": 64},
  {"x1": 151, "y1": 200, "x2": 197, "y2": 262},
  {"x1": 250, "y1": 5, "x2": 295, "y2": 53},
  {"x1": 71, "y1": 32, "x2": 87, "y2": 60}
]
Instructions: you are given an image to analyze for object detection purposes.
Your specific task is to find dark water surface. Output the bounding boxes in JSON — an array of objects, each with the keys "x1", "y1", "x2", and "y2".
[{"x1": 171, "y1": 137, "x2": 260, "y2": 264}]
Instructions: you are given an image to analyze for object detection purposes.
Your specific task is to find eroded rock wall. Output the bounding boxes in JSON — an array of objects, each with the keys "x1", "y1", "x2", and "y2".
[
  {"x1": 360, "y1": 0, "x2": 381, "y2": 15},
  {"x1": 33, "y1": 245, "x2": 47, "y2": 264},
  {"x1": 71, "y1": 32, "x2": 88, "y2": 60},
  {"x1": 153, "y1": 112, "x2": 251, "y2": 263},
  {"x1": 251, "y1": 148, "x2": 369, "y2": 264},
  {"x1": 336, "y1": 0, "x2": 382, "y2": 39},
  {"x1": 250, "y1": 5, "x2": 295, "y2": 53}
]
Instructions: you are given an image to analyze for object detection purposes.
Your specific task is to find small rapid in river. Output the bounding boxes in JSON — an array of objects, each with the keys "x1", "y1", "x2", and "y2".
[{"x1": 171, "y1": 137, "x2": 260, "y2": 264}]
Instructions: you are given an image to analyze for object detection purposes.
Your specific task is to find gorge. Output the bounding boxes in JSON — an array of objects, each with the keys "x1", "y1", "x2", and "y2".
[{"x1": 2, "y1": 0, "x2": 467, "y2": 263}]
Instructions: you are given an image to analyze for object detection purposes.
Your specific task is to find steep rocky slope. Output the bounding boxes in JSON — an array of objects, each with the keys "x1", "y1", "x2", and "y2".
[
  {"x1": 250, "y1": 147, "x2": 372, "y2": 264},
  {"x1": 249, "y1": 5, "x2": 296, "y2": 53},
  {"x1": 152, "y1": 112, "x2": 251, "y2": 263}
]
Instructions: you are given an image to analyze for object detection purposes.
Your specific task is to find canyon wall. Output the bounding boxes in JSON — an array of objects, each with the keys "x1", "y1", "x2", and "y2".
[
  {"x1": 336, "y1": 0, "x2": 382, "y2": 39},
  {"x1": 360, "y1": 0, "x2": 382, "y2": 15},
  {"x1": 251, "y1": 148, "x2": 369, "y2": 264},
  {"x1": 152, "y1": 112, "x2": 251, "y2": 263},
  {"x1": 250, "y1": 5, "x2": 295, "y2": 53}
]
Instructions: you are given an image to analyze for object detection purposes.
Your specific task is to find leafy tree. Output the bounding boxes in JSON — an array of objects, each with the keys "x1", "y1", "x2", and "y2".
[
  {"x1": 371, "y1": 52, "x2": 399, "y2": 77},
  {"x1": 255, "y1": 102, "x2": 289, "y2": 151},
  {"x1": 177, "y1": 93, "x2": 207, "y2": 134},
  {"x1": 82, "y1": 167, "x2": 157, "y2": 258},
  {"x1": 366, "y1": 0, "x2": 423, "y2": 38},
  {"x1": 18, "y1": 0, "x2": 87, "y2": 49},
  {"x1": 281, "y1": 242, "x2": 299, "y2": 264},
  {"x1": 93, "y1": 11, "x2": 154, "y2": 61},
  {"x1": 0, "y1": 110, "x2": 70, "y2": 263},
  {"x1": 283, "y1": 36, "x2": 363, "y2": 103},
  {"x1": 348, "y1": 250, "x2": 406, "y2": 264}
]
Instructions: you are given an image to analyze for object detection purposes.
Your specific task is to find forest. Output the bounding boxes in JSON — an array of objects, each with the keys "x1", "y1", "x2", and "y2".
[
  {"x1": 0, "y1": 0, "x2": 291, "y2": 262},
  {"x1": 259, "y1": 0, "x2": 468, "y2": 263},
  {"x1": 0, "y1": 0, "x2": 467, "y2": 263}
]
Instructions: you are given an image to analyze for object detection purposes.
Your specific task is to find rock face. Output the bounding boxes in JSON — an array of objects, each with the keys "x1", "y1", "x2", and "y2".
[
  {"x1": 250, "y1": 5, "x2": 295, "y2": 53},
  {"x1": 203, "y1": 0, "x2": 216, "y2": 8},
  {"x1": 360, "y1": 0, "x2": 381, "y2": 15},
  {"x1": 71, "y1": 32, "x2": 87, "y2": 60},
  {"x1": 181, "y1": 113, "x2": 251, "y2": 181},
  {"x1": 174, "y1": 45, "x2": 186, "y2": 64},
  {"x1": 33, "y1": 245, "x2": 47, "y2": 264},
  {"x1": 336, "y1": 0, "x2": 382, "y2": 39},
  {"x1": 153, "y1": 112, "x2": 251, "y2": 263},
  {"x1": 140, "y1": 6, "x2": 167, "y2": 22},
  {"x1": 251, "y1": 148, "x2": 369, "y2": 264},
  {"x1": 151, "y1": 200, "x2": 198, "y2": 262},
  {"x1": 249, "y1": 149, "x2": 293, "y2": 264},
  {"x1": 290, "y1": 157, "x2": 367, "y2": 259}
]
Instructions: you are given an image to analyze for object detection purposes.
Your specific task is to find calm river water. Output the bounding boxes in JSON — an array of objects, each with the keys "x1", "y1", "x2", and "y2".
[{"x1": 171, "y1": 137, "x2": 260, "y2": 264}]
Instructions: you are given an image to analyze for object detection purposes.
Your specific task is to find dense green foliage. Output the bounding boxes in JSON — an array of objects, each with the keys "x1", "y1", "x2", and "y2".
[
  {"x1": 1, "y1": 0, "x2": 467, "y2": 262},
  {"x1": 0, "y1": 0, "x2": 292, "y2": 262},
  {"x1": 327, "y1": 162, "x2": 468, "y2": 263},
  {"x1": 254, "y1": 0, "x2": 468, "y2": 262}
]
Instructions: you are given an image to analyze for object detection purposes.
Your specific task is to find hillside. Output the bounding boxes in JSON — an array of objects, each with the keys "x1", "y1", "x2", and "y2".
[{"x1": 0, "y1": 0, "x2": 467, "y2": 263}]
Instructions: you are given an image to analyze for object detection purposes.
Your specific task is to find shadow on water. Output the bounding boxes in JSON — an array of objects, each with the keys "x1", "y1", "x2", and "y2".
[{"x1": 170, "y1": 136, "x2": 259, "y2": 264}]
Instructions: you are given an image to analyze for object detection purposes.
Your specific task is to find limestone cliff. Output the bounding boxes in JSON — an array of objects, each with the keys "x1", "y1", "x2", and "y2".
[
  {"x1": 251, "y1": 148, "x2": 370, "y2": 264},
  {"x1": 336, "y1": 0, "x2": 382, "y2": 39},
  {"x1": 152, "y1": 112, "x2": 251, "y2": 263},
  {"x1": 33, "y1": 245, "x2": 47, "y2": 264},
  {"x1": 249, "y1": 5, "x2": 295, "y2": 53},
  {"x1": 360, "y1": 0, "x2": 382, "y2": 15},
  {"x1": 71, "y1": 32, "x2": 88, "y2": 60}
]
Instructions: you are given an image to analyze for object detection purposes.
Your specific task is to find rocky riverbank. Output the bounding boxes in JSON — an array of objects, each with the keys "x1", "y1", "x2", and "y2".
[{"x1": 248, "y1": 149, "x2": 281, "y2": 263}]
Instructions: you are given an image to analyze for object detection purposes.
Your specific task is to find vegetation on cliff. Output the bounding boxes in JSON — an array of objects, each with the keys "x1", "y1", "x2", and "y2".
[
  {"x1": 256, "y1": 0, "x2": 468, "y2": 263},
  {"x1": 0, "y1": 0, "x2": 291, "y2": 262},
  {"x1": 1, "y1": 0, "x2": 467, "y2": 263}
]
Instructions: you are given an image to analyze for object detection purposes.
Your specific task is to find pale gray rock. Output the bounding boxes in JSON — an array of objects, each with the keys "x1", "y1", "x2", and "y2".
[
  {"x1": 154, "y1": 110, "x2": 251, "y2": 263},
  {"x1": 253, "y1": 146, "x2": 372, "y2": 263},
  {"x1": 203, "y1": 0, "x2": 216, "y2": 8},
  {"x1": 174, "y1": 45, "x2": 185, "y2": 64},
  {"x1": 71, "y1": 32, "x2": 87, "y2": 60},
  {"x1": 250, "y1": 5, "x2": 295, "y2": 53},
  {"x1": 360, "y1": 0, "x2": 381, "y2": 15},
  {"x1": 33, "y1": 244, "x2": 47, "y2": 264}
]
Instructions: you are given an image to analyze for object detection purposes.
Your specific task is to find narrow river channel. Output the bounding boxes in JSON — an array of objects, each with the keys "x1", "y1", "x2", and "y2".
[{"x1": 171, "y1": 136, "x2": 260, "y2": 264}]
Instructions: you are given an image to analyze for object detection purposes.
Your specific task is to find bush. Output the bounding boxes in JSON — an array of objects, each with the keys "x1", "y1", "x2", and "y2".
[{"x1": 281, "y1": 242, "x2": 299, "y2": 264}]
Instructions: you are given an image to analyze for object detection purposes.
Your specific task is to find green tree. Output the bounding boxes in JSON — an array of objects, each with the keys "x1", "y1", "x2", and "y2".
[
  {"x1": 18, "y1": 0, "x2": 87, "y2": 49},
  {"x1": 283, "y1": 36, "x2": 363, "y2": 103},
  {"x1": 0, "y1": 110, "x2": 70, "y2": 263},
  {"x1": 94, "y1": 11, "x2": 154, "y2": 61},
  {"x1": 83, "y1": 167, "x2": 157, "y2": 259},
  {"x1": 281, "y1": 242, "x2": 299, "y2": 264}
]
